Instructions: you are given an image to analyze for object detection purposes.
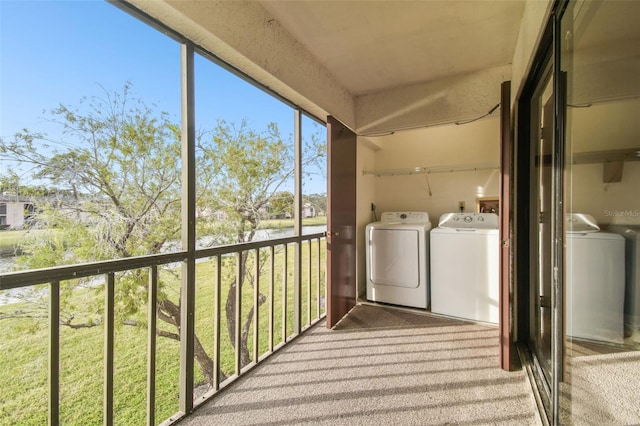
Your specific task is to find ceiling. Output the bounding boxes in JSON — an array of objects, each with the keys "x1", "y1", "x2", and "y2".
[
  {"x1": 129, "y1": 0, "x2": 638, "y2": 134},
  {"x1": 258, "y1": 1, "x2": 526, "y2": 98}
]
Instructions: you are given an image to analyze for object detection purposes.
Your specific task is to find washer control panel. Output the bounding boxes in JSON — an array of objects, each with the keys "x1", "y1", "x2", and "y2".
[
  {"x1": 438, "y1": 213, "x2": 499, "y2": 229},
  {"x1": 380, "y1": 211, "x2": 431, "y2": 224}
]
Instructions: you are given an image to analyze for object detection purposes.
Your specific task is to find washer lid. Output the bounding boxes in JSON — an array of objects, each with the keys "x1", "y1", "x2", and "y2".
[
  {"x1": 438, "y1": 213, "x2": 499, "y2": 229},
  {"x1": 380, "y1": 211, "x2": 430, "y2": 224},
  {"x1": 566, "y1": 213, "x2": 600, "y2": 233}
]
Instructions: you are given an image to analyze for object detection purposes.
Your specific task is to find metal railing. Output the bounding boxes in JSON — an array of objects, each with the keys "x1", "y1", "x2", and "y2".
[{"x1": 0, "y1": 232, "x2": 326, "y2": 426}]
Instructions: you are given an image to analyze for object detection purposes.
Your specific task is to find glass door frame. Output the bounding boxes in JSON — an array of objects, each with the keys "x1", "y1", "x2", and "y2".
[{"x1": 515, "y1": 1, "x2": 569, "y2": 424}]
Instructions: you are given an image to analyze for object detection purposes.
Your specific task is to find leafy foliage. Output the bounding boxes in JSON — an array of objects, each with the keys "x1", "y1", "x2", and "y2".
[
  {"x1": 0, "y1": 83, "x2": 326, "y2": 389},
  {"x1": 197, "y1": 120, "x2": 295, "y2": 244},
  {"x1": 3, "y1": 83, "x2": 182, "y2": 265}
]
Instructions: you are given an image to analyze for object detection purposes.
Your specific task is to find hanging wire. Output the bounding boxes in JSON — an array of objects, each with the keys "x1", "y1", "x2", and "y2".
[
  {"x1": 454, "y1": 103, "x2": 500, "y2": 125},
  {"x1": 357, "y1": 102, "x2": 501, "y2": 136}
]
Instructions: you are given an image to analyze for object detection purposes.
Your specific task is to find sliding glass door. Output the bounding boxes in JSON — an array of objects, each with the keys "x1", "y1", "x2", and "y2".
[
  {"x1": 561, "y1": 1, "x2": 640, "y2": 424},
  {"x1": 519, "y1": 1, "x2": 640, "y2": 424}
]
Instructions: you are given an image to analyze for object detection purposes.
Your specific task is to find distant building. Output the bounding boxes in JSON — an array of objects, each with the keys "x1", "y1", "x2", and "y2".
[
  {"x1": 0, "y1": 193, "x2": 35, "y2": 230},
  {"x1": 302, "y1": 203, "x2": 316, "y2": 218}
]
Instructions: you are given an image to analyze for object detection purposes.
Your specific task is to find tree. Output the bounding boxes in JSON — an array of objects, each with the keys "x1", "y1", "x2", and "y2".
[
  {"x1": 197, "y1": 120, "x2": 325, "y2": 367},
  {"x1": 0, "y1": 84, "x2": 326, "y2": 388},
  {"x1": 0, "y1": 83, "x2": 216, "y2": 379},
  {"x1": 268, "y1": 191, "x2": 295, "y2": 219},
  {"x1": 0, "y1": 172, "x2": 20, "y2": 194},
  {"x1": 0, "y1": 171, "x2": 55, "y2": 198}
]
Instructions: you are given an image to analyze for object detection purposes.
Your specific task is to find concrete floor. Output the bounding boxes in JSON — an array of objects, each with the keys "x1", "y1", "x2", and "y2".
[{"x1": 179, "y1": 304, "x2": 542, "y2": 425}]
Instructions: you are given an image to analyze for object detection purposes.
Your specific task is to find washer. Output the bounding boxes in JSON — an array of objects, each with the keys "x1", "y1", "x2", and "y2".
[
  {"x1": 566, "y1": 214, "x2": 625, "y2": 344},
  {"x1": 430, "y1": 213, "x2": 499, "y2": 323},
  {"x1": 366, "y1": 212, "x2": 431, "y2": 309}
]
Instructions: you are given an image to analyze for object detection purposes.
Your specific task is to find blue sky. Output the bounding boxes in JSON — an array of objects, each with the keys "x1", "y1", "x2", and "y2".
[
  {"x1": 1, "y1": 1, "x2": 180, "y2": 132},
  {"x1": 0, "y1": 0, "x2": 326, "y2": 193}
]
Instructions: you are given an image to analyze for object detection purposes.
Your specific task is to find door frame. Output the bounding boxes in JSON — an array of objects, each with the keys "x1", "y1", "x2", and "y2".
[
  {"x1": 499, "y1": 80, "x2": 515, "y2": 371},
  {"x1": 514, "y1": 2, "x2": 569, "y2": 423}
]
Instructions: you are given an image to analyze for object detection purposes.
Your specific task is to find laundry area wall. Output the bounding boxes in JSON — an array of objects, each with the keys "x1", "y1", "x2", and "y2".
[
  {"x1": 355, "y1": 115, "x2": 501, "y2": 297},
  {"x1": 568, "y1": 98, "x2": 640, "y2": 226},
  {"x1": 370, "y1": 117, "x2": 500, "y2": 219}
]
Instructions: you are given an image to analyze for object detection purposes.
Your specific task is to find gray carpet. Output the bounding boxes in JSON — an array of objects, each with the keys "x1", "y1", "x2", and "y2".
[
  {"x1": 180, "y1": 304, "x2": 541, "y2": 425},
  {"x1": 561, "y1": 348, "x2": 640, "y2": 425}
]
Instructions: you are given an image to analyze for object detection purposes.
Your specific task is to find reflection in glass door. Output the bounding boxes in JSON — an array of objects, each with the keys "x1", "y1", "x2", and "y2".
[
  {"x1": 520, "y1": 2, "x2": 640, "y2": 424},
  {"x1": 561, "y1": 0, "x2": 640, "y2": 424}
]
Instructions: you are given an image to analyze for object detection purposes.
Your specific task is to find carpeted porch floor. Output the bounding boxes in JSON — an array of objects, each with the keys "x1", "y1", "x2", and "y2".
[{"x1": 179, "y1": 304, "x2": 542, "y2": 425}]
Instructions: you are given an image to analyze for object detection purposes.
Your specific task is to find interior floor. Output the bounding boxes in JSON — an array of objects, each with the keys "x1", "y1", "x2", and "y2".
[
  {"x1": 182, "y1": 304, "x2": 541, "y2": 425},
  {"x1": 357, "y1": 297, "x2": 501, "y2": 329},
  {"x1": 561, "y1": 338, "x2": 640, "y2": 425}
]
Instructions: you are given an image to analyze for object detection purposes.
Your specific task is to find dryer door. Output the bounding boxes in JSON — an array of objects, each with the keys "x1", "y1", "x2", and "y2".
[{"x1": 369, "y1": 228, "x2": 421, "y2": 288}]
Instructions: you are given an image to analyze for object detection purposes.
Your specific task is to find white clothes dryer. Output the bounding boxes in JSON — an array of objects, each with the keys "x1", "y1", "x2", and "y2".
[
  {"x1": 566, "y1": 214, "x2": 625, "y2": 344},
  {"x1": 366, "y1": 212, "x2": 431, "y2": 309},
  {"x1": 430, "y1": 213, "x2": 499, "y2": 323}
]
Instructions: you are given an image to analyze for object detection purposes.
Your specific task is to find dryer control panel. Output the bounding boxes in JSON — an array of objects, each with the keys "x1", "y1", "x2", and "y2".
[
  {"x1": 380, "y1": 211, "x2": 430, "y2": 224},
  {"x1": 438, "y1": 213, "x2": 499, "y2": 229}
]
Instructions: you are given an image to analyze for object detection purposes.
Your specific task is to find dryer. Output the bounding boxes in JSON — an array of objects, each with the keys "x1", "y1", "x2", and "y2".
[
  {"x1": 366, "y1": 212, "x2": 431, "y2": 309},
  {"x1": 430, "y1": 213, "x2": 499, "y2": 323}
]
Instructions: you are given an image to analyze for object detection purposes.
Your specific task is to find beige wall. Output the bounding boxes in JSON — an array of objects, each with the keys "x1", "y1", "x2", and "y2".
[
  {"x1": 1, "y1": 201, "x2": 28, "y2": 229},
  {"x1": 368, "y1": 116, "x2": 500, "y2": 224},
  {"x1": 355, "y1": 137, "x2": 380, "y2": 297},
  {"x1": 570, "y1": 162, "x2": 640, "y2": 226},
  {"x1": 355, "y1": 65, "x2": 510, "y2": 135},
  {"x1": 568, "y1": 99, "x2": 640, "y2": 226}
]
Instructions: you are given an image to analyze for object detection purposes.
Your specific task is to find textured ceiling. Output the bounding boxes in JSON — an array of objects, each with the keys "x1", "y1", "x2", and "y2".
[{"x1": 258, "y1": 1, "x2": 526, "y2": 97}]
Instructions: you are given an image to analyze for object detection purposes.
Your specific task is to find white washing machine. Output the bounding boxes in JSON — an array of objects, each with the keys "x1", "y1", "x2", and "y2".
[
  {"x1": 366, "y1": 212, "x2": 431, "y2": 309},
  {"x1": 430, "y1": 213, "x2": 499, "y2": 323},
  {"x1": 566, "y1": 214, "x2": 625, "y2": 344}
]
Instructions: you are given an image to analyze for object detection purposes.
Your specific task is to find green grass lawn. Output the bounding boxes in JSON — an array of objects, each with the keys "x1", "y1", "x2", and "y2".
[
  {"x1": 0, "y1": 229, "x2": 61, "y2": 256},
  {"x1": 258, "y1": 216, "x2": 327, "y2": 230},
  {"x1": 0, "y1": 241, "x2": 326, "y2": 425}
]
